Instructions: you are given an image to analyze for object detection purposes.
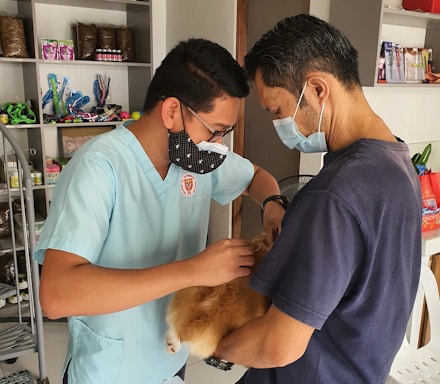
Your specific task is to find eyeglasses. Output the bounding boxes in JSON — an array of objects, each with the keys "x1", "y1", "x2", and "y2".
[{"x1": 186, "y1": 106, "x2": 235, "y2": 143}]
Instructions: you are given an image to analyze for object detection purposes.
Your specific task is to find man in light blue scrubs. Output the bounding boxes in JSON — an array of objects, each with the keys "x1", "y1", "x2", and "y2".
[{"x1": 34, "y1": 38, "x2": 286, "y2": 384}]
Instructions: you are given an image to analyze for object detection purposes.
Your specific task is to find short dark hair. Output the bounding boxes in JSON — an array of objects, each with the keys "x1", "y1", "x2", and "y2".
[
  {"x1": 245, "y1": 14, "x2": 361, "y2": 98},
  {"x1": 143, "y1": 38, "x2": 249, "y2": 113}
]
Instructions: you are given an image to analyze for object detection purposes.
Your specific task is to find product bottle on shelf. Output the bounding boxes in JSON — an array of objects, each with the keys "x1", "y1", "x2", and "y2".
[
  {"x1": 0, "y1": 109, "x2": 7, "y2": 125},
  {"x1": 428, "y1": 48, "x2": 435, "y2": 73}
]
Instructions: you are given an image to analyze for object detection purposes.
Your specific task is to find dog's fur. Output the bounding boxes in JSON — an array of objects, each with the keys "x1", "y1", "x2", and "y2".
[{"x1": 165, "y1": 235, "x2": 271, "y2": 358}]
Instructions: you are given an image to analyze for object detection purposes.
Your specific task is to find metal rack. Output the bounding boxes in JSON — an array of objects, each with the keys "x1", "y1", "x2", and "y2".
[{"x1": 0, "y1": 122, "x2": 48, "y2": 384}]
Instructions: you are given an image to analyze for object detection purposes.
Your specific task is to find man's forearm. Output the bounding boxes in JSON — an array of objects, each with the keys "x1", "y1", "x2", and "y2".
[
  {"x1": 214, "y1": 305, "x2": 314, "y2": 369},
  {"x1": 214, "y1": 315, "x2": 278, "y2": 368}
]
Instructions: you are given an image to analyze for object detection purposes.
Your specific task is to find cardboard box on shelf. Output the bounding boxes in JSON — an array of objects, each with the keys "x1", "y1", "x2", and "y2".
[
  {"x1": 46, "y1": 163, "x2": 61, "y2": 184},
  {"x1": 59, "y1": 126, "x2": 113, "y2": 158}
]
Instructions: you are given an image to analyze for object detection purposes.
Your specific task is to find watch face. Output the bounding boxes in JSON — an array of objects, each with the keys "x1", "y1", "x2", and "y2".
[{"x1": 204, "y1": 357, "x2": 234, "y2": 371}]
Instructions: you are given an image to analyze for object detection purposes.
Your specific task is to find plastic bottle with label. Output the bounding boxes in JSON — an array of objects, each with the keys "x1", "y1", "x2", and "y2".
[{"x1": 0, "y1": 108, "x2": 8, "y2": 125}]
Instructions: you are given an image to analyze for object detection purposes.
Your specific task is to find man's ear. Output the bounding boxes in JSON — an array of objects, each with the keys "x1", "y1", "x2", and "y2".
[
  {"x1": 306, "y1": 74, "x2": 329, "y2": 106},
  {"x1": 161, "y1": 97, "x2": 181, "y2": 129}
]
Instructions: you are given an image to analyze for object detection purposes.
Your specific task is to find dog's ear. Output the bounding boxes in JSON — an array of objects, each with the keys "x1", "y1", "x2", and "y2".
[
  {"x1": 251, "y1": 233, "x2": 268, "y2": 250},
  {"x1": 250, "y1": 234, "x2": 269, "y2": 266}
]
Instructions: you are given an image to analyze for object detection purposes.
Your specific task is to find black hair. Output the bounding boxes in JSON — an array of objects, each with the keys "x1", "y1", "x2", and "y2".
[
  {"x1": 143, "y1": 38, "x2": 249, "y2": 113},
  {"x1": 244, "y1": 14, "x2": 361, "y2": 98}
]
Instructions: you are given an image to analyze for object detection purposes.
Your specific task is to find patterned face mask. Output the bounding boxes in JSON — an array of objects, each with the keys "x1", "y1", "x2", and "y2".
[{"x1": 168, "y1": 130, "x2": 227, "y2": 174}]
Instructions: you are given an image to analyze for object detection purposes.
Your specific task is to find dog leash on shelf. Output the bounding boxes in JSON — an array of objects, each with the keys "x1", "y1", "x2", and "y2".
[{"x1": 204, "y1": 357, "x2": 234, "y2": 371}]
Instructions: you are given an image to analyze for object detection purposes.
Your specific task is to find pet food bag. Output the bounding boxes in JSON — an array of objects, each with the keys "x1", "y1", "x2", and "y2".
[
  {"x1": 115, "y1": 27, "x2": 135, "y2": 62},
  {"x1": 97, "y1": 26, "x2": 116, "y2": 50},
  {"x1": 74, "y1": 22, "x2": 97, "y2": 60},
  {"x1": 420, "y1": 174, "x2": 440, "y2": 232},
  {"x1": 429, "y1": 172, "x2": 440, "y2": 206},
  {"x1": 0, "y1": 16, "x2": 29, "y2": 58}
]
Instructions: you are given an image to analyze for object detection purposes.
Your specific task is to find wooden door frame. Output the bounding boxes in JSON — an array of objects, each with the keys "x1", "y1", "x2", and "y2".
[{"x1": 232, "y1": 0, "x2": 248, "y2": 238}]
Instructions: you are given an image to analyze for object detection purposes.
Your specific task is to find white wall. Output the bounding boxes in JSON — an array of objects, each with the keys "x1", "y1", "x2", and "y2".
[
  {"x1": 151, "y1": 0, "x2": 237, "y2": 69},
  {"x1": 151, "y1": 0, "x2": 167, "y2": 73},
  {"x1": 160, "y1": 0, "x2": 238, "y2": 243},
  {"x1": 165, "y1": 0, "x2": 236, "y2": 56}
]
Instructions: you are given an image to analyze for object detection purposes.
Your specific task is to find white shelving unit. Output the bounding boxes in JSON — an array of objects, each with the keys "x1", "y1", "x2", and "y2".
[
  {"x1": 0, "y1": 0, "x2": 153, "y2": 218},
  {"x1": 0, "y1": 1, "x2": 152, "y2": 380}
]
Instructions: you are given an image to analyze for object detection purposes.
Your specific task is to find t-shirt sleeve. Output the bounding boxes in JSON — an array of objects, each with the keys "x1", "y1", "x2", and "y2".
[
  {"x1": 34, "y1": 152, "x2": 115, "y2": 265},
  {"x1": 211, "y1": 151, "x2": 254, "y2": 206},
  {"x1": 251, "y1": 190, "x2": 361, "y2": 330}
]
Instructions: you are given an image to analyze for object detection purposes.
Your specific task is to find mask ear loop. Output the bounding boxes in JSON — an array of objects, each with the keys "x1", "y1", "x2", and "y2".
[
  {"x1": 292, "y1": 82, "x2": 308, "y2": 119},
  {"x1": 178, "y1": 101, "x2": 188, "y2": 134},
  {"x1": 318, "y1": 102, "x2": 325, "y2": 133}
]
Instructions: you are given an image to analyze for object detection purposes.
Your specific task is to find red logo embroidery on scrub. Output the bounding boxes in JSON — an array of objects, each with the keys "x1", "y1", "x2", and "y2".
[{"x1": 181, "y1": 174, "x2": 197, "y2": 196}]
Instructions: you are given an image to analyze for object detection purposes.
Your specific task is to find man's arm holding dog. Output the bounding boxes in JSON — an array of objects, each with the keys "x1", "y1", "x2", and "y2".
[
  {"x1": 214, "y1": 304, "x2": 314, "y2": 368},
  {"x1": 39, "y1": 238, "x2": 255, "y2": 319}
]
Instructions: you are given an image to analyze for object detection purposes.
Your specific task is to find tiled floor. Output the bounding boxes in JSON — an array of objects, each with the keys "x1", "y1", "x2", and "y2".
[{"x1": 0, "y1": 321, "x2": 247, "y2": 383}]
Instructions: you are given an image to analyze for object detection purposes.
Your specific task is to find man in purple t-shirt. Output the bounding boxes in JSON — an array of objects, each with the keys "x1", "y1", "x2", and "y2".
[{"x1": 214, "y1": 14, "x2": 421, "y2": 384}]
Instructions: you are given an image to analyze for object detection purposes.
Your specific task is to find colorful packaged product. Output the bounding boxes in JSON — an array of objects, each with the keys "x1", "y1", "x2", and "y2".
[
  {"x1": 383, "y1": 42, "x2": 405, "y2": 83},
  {"x1": 58, "y1": 39, "x2": 75, "y2": 61},
  {"x1": 404, "y1": 47, "x2": 425, "y2": 83},
  {"x1": 41, "y1": 38, "x2": 58, "y2": 60}
]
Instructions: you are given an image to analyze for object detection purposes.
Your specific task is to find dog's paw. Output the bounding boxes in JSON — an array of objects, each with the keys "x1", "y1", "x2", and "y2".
[{"x1": 166, "y1": 328, "x2": 182, "y2": 354}]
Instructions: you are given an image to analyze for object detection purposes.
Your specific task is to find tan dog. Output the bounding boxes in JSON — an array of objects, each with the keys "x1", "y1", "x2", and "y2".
[{"x1": 165, "y1": 235, "x2": 271, "y2": 359}]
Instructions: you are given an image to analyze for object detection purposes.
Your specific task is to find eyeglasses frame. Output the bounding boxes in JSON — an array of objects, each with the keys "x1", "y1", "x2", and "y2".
[{"x1": 185, "y1": 105, "x2": 235, "y2": 143}]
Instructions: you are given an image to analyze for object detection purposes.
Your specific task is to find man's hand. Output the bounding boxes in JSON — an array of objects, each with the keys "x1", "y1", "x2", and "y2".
[
  {"x1": 262, "y1": 201, "x2": 286, "y2": 244},
  {"x1": 187, "y1": 238, "x2": 255, "y2": 286}
]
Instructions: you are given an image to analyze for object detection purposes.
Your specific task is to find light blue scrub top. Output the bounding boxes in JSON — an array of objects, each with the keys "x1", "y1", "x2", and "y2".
[{"x1": 34, "y1": 124, "x2": 254, "y2": 384}]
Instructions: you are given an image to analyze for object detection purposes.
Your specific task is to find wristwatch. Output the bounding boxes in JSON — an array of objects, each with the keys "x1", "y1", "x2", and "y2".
[{"x1": 204, "y1": 357, "x2": 235, "y2": 371}]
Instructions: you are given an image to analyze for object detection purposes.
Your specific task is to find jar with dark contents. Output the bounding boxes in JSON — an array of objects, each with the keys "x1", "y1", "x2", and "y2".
[{"x1": 0, "y1": 108, "x2": 8, "y2": 125}]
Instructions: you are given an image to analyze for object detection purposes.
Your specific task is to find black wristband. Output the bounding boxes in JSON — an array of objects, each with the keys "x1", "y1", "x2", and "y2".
[
  {"x1": 260, "y1": 195, "x2": 289, "y2": 224},
  {"x1": 262, "y1": 194, "x2": 289, "y2": 210}
]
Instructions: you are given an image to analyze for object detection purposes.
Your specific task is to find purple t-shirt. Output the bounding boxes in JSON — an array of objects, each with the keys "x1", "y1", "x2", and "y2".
[{"x1": 240, "y1": 139, "x2": 421, "y2": 384}]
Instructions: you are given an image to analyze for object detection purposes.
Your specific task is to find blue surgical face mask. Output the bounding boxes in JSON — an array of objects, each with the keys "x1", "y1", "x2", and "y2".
[{"x1": 272, "y1": 83, "x2": 327, "y2": 153}]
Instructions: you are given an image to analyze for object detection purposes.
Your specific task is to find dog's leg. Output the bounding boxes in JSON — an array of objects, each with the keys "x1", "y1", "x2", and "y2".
[{"x1": 166, "y1": 326, "x2": 182, "y2": 354}]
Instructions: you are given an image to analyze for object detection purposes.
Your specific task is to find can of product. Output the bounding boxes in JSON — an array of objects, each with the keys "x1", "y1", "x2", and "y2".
[
  {"x1": 34, "y1": 171, "x2": 42, "y2": 185},
  {"x1": 10, "y1": 171, "x2": 19, "y2": 188}
]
